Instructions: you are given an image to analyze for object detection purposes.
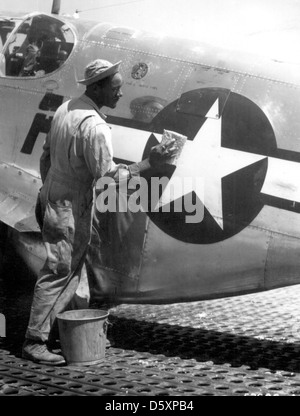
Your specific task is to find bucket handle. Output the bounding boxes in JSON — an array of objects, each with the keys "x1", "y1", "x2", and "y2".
[{"x1": 103, "y1": 319, "x2": 108, "y2": 335}]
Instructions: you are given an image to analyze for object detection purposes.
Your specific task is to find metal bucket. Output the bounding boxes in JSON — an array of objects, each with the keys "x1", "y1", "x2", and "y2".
[{"x1": 57, "y1": 309, "x2": 109, "y2": 366}]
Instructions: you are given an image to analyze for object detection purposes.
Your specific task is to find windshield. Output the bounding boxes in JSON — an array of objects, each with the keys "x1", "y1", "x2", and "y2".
[{"x1": 2, "y1": 14, "x2": 75, "y2": 78}]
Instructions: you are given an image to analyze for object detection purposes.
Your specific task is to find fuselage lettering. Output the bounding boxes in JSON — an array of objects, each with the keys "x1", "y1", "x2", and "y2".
[{"x1": 21, "y1": 93, "x2": 64, "y2": 154}]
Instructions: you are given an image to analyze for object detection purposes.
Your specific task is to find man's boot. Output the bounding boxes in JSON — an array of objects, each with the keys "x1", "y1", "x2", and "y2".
[{"x1": 22, "y1": 339, "x2": 66, "y2": 365}]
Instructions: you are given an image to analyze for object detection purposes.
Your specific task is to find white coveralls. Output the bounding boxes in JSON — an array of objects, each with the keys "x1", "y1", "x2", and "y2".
[{"x1": 25, "y1": 94, "x2": 118, "y2": 342}]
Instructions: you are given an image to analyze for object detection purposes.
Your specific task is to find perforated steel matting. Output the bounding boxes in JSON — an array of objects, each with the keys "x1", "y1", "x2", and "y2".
[{"x1": 1, "y1": 277, "x2": 300, "y2": 396}]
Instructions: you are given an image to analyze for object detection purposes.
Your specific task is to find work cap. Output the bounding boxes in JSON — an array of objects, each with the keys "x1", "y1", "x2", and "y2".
[{"x1": 78, "y1": 59, "x2": 122, "y2": 86}]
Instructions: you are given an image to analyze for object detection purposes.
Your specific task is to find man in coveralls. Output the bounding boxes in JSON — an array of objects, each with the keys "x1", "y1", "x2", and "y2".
[{"x1": 22, "y1": 59, "x2": 175, "y2": 365}]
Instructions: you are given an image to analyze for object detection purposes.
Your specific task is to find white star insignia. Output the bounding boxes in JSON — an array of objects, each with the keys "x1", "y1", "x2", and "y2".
[
  {"x1": 156, "y1": 99, "x2": 266, "y2": 229},
  {"x1": 111, "y1": 98, "x2": 300, "y2": 225}
]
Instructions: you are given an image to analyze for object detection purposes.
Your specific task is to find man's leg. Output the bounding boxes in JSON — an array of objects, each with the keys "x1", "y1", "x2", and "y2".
[
  {"x1": 23, "y1": 196, "x2": 92, "y2": 364},
  {"x1": 23, "y1": 261, "x2": 82, "y2": 365}
]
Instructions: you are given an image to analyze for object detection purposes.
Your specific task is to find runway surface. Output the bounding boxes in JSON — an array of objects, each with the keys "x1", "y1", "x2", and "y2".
[{"x1": 1, "y1": 248, "x2": 300, "y2": 396}]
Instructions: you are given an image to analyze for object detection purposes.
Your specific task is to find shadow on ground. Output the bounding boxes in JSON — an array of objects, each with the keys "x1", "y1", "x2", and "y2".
[{"x1": 1, "y1": 243, "x2": 300, "y2": 380}]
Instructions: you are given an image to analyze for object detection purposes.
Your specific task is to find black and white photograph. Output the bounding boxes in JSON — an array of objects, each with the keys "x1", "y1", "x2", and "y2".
[{"x1": 0, "y1": 0, "x2": 300, "y2": 399}]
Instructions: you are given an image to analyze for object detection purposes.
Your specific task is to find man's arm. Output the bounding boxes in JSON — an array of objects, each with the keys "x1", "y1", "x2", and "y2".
[{"x1": 82, "y1": 121, "x2": 116, "y2": 179}]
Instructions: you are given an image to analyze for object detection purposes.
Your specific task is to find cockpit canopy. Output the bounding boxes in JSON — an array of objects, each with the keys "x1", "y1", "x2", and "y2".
[{"x1": 1, "y1": 14, "x2": 75, "y2": 78}]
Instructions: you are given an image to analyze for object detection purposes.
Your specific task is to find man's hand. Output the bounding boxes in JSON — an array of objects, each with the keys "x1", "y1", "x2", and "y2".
[{"x1": 149, "y1": 139, "x2": 177, "y2": 168}]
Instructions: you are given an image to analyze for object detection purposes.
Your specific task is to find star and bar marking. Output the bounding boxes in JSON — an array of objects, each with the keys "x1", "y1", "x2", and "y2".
[{"x1": 111, "y1": 99, "x2": 300, "y2": 229}]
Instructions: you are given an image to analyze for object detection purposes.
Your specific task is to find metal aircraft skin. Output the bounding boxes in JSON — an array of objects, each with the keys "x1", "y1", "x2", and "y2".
[{"x1": 0, "y1": 8, "x2": 300, "y2": 305}]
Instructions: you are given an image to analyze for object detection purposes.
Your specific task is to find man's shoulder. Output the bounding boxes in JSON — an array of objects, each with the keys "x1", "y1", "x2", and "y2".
[
  {"x1": 67, "y1": 96, "x2": 102, "y2": 117},
  {"x1": 81, "y1": 115, "x2": 109, "y2": 135},
  {"x1": 55, "y1": 96, "x2": 108, "y2": 132},
  {"x1": 55, "y1": 97, "x2": 95, "y2": 119}
]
